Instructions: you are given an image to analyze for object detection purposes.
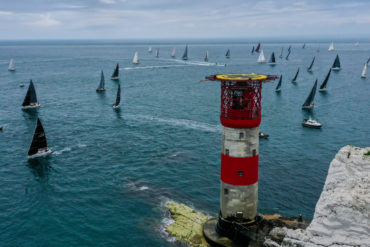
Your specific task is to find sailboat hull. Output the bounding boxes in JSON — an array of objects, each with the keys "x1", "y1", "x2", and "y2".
[
  {"x1": 275, "y1": 88, "x2": 281, "y2": 92},
  {"x1": 319, "y1": 88, "x2": 327, "y2": 92},
  {"x1": 111, "y1": 76, "x2": 119, "y2": 80},
  {"x1": 112, "y1": 105, "x2": 120, "y2": 109},
  {"x1": 28, "y1": 148, "x2": 52, "y2": 159},
  {"x1": 302, "y1": 104, "x2": 314, "y2": 109},
  {"x1": 22, "y1": 103, "x2": 41, "y2": 109},
  {"x1": 331, "y1": 67, "x2": 341, "y2": 71},
  {"x1": 268, "y1": 62, "x2": 276, "y2": 65},
  {"x1": 96, "y1": 88, "x2": 106, "y2": 92},
  {"x1": 8, "y1": 68, "x2": 15, "y2": 71}
]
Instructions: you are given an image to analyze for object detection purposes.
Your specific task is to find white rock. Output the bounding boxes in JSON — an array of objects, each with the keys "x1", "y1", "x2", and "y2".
[{"x1": 282, "y1": 146, "x2": 370, "y2": 247}]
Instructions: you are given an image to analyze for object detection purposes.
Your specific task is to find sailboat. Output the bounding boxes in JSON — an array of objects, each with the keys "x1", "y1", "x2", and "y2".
[
  {"x1": 204, "y1": 51, "x2": 209, "y2": 62},
  {"x1": 22, "y1": 80, "x2": 40, "y2": 109},
  {"x1": 148, "y1": 46, "x2": 152, "y2": 53},
  {"x1": 28, "y1": 118, "x2": 51, "y2": 158},
  {"x1": 268, "y1": 52, "x2": 276, "y2": 65},
  {"x1": 171, "y1": 48, "x2": 176, "y2": 58},
  {"x1": 319, "y1": 69, "x2": 331, "y2": 91},
  {"x1": 302, "y1": 79, "x2": 318, "y2": 109},
  {"x1": 279, "y1": 47, "x2": 284, "y2": 59},
  {"x1": 155, "y1": 49, "x2": 159, "y2": 58},
  {"x1": 112, "y1": 84, "x2": 121, "y2": 108},
  {"x1": 355, "y1": 42, "x2": 359, "y2": 47},
  {"x1": 275, "y1": 75, "x2": 282, "y2": 92},
  {"x1": 331, "y1": 54, "x2": 341, "y2": 70},
  {"x1": 255, "y1": 43, "x2": 261, "y2": 52},
  {"x1": 182, "y1": 45, "x2": 188, "y2": 60},
  {"x1": 307, "y1": 56, "x2": 315, "y2": 72},
  {"x1": 361, "y1": 60, "x2": 368, "y2": 78},
  {"x1": 291, "y1": 68, "x2": 299, "y2": 83},
  {"x1": 328, "y1": 42, "x2": 334, "y2": 51},
  {"x1": 257, "y1": 50, "x2": 266, "y2": 63},
  {"x1": 132, "y1": 51, "x2": 139, "y2": 64},
  {"x1": 111, "y1": 63, "x2": 119, "y2": 80},
  {"x1": 96, "y1": 71, "x2": 106, "y2": 92},
  {"x1": 251, "y1": 46, "x2": 255, "y2": 54},
  {"x1": 225, "y1": 49, "x2": 230, "y2": 58},
  {"x1": 285, "y1": 50, "x2": 291, "y2": 60},
  {"x1": 8, "y1": 58, "x2": 15, "y2": 71},
  {"x1": 288, "y1": 45, "x2": 292, "y2": 52},
  {"x1": 302, "y1": 43, "x2": 306, "y2": 49}
]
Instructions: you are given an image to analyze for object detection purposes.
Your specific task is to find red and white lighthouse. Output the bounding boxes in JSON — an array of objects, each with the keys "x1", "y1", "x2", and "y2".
[{"x1": 203, "y1": 73, "x2": 277, "y2": 242}]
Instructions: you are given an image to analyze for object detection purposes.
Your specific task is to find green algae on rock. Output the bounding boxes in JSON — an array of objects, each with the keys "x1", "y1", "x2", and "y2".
[{"x1": 166, "y1": 202, "x2": 211, "y2": 247}]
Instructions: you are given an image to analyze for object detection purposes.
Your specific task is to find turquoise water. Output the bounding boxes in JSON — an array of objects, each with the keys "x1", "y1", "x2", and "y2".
[{"x1": 0, "y1": 41, "x2": 369, "y2": 246}]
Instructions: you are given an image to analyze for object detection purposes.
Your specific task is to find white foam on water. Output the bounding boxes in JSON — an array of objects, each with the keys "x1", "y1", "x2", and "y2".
[
  {"x1": 77, "y1": 143, "x2": 87, "y2": 148},
  {"x1": 122, "y1": 64, "x2": 187, "y2": 70},
  {"x1": 158, "y1": 198, "x2": 176, "y2": 243},
  {"x1": 138, "y1": 186, "x2": 149, "y2": 191},
  {"x1": 53, "y1": 147, "x2": 71, "y2": 155},
  {"x1": 126, "y1": 114, "x2": 221, "y2": 133}
]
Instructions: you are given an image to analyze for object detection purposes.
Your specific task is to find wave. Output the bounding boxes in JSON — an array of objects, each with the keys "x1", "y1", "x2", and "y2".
[
  {"x1": 158, "y1": 198, "x2": 176, "y2": 243},
  {"x1": 53, "y1": 147, "x2": 71, "y2": 155},
  {"x1": 122, "y1": 64, "x2": 187, "y2": 70},
  {"x1": 125, "y1": 114, "x2": 221, "y2": 133}
]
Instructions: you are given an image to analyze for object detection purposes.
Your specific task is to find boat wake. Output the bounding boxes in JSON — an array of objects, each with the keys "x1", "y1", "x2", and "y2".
[
  {"x1": 126, "y1": 114, "x2": 221, "y2": 133},
  {"x1": 122, "y1": 64, "x2": 187, "y2": 70},
  {"x1": 53, "y1": 147, "x2": 71, "y2": 155}
]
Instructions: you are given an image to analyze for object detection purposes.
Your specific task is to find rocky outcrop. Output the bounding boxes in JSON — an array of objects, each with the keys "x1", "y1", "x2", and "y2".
[
  {"x1": 273, "y1": 145, "x2": 370, "y2": 247},
  {"x1": 166, "y1": 202, "x2": 210, "y2": 247}
]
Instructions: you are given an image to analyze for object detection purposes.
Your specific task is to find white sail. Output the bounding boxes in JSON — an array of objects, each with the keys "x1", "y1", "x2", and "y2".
[
  {"x1": 328, "y1": 42, "x2": 334, "y2": 51},
  {"x1": 132, "y1": 51, "x2": 139, "y2": 64},
  {"x1": 171, "y1": 48, "x2": 176, "y2": 58},
  {"x1": 361, "y1": 63, "x2": 367, "y2": 78},
  {"x1": 148, "y1": 46, "x2": 152, "y2": 53},
  {"x1": 8, "y1": 58, "x2": 15, "y2": 71},
  {"x1": 257, "y1": 50, "x2": 266, "y2": 63}
]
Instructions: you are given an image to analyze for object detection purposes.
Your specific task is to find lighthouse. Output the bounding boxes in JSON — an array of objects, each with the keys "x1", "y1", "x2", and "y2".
[{"x1": 203, "y1": 73, "x2": 277, "y2": 245}]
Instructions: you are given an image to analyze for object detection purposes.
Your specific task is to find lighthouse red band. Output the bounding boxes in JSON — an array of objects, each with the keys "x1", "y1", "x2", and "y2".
[{"x1": 205, "y1": 73, "x2": 277, "y2": 222}]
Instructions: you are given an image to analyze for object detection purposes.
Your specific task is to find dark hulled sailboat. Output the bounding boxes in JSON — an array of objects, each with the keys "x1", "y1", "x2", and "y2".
[
  {"x1": 112, "y1": 84, "x2": 121, "y2": 108},
  {"x1": 307, "y1": 56, "x2": 315, "y2": 72},
  {"x1": 22, "y1": 80, "x2": 40, "y2": 109},
  {"x1": 319, "y1": 69, "x2": 331, "y2": 91},
  {"x1": 204, "y1": 51, "x2": 209, "y2": 62},
  {"x1": 182, "y1": 45, "x2": 188, "y2": 60},
  {"x1": 111, "y1": 64, "x2": 119, "y2": 80},
  {"x1": 291, "y1": 68, "x2": 299, "y2": 83},
  {"x1": 275, "y1": 75, "x2": 282, "y2": 92},
  {"x1": 251, "y1": 46, "x2": 255, "y2": 54},
  {"x1": 302, "y1": 79, "x2": 318, "y2": 109},
  {"x1": 332, "y1": 54, "x2": 341, "y2": 70},
  {"x1": 225, "y1": 49, "x2": 230, "y2": 58},
  {"x1": 28, "y1": 118, "x2": 51, "y2": 158},
  {"x1": 302, "y1": 43, "x2": 306, "y2": 49},
  {"x1": 255, "y1": 43, "x2": 261, "y2": 52},
  {"x1": 268, "y1": 52, "x2": 276, "y2": 65},
  {"x1": 96, "y1": 71, "x2": 106, "y2": 92}
]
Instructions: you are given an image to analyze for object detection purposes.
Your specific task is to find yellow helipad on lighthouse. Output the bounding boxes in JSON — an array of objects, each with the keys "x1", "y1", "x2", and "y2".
[{"x1": 215, "y1": 73, "x2": 268, "y2": 81}]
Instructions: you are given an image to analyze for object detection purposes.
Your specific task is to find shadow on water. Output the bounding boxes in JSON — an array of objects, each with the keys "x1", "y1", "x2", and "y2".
[
  {"x1": 27, "y1": 156, "x2": 52, "y2": 180},
  {"x1": 22, "y1": 109, "x2": 38, "y2": 121},
  {"x1": 113, "y1": 107, "x2": 122, "y2": 118}
]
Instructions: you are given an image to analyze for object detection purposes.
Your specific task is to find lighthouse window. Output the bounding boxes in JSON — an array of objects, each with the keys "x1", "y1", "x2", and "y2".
[
  {"x1": 239, "y1": 132, "x2": 244, "y2": 139},
  {"x1": 238, "y1": 171, "x2": 244, "y2": 177},
  {"x1": 253, "y1": 149, "x2": 257, "y2": 156},
  {"x1": 225, "y1": 149, "x2": 229, "y2": 155},
  {"x1": 224, "y1": 188, "x2": 229, "y2": 195}
]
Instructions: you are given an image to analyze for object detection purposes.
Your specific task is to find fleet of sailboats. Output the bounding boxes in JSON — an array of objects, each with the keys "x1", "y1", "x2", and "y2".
[
  {"x1": 132, "y1": 51, "x2": 139, "y2": 64},
  {"x1": 302, "y1": 79, "x2": 318, "y2": 109},
  {"x1": 111, "y1": 64, "x2": 119, "y2": 80},
  {"x1": 307, "y1": 56, "x2": 315, "y2": 72},
  {"x1": 96, "y1": 71, "x2": 106, "y2": 92},
  {"x1": 28, "y1": 118, "x2": 51, "y2": 158},
  {"x1": 8, "y1": 58, "x2": 15, "y2": 71},
  {"x1": 22, "y1": 80, "x2": 40, "y2": 109},
  {"x1": 331, "y1": 54, "x2": 341, "y2": 70},
  {"x1": 257, "y1": 50, "x2": 266, "y2": 63}
]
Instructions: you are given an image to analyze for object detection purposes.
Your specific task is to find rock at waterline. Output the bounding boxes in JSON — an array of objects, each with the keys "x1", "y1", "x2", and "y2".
[{"x1": 166, "y1": 202, "x2": 211, "y2": 247}]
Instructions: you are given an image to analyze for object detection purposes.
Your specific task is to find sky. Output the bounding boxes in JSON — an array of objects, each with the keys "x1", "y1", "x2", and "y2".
[{"x1": 0, "y1": 0, "x2": 369, "y2": 40}]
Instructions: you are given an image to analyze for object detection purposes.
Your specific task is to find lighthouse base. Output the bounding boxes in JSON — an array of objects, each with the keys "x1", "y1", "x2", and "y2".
[{"x1": 203, "y1": 215, "x2": 310, "y2": 247}]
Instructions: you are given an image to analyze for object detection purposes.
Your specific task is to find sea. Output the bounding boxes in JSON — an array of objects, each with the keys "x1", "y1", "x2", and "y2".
[{"x1": 0, "y1": 40, "x2": 369, "y2": 246}]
